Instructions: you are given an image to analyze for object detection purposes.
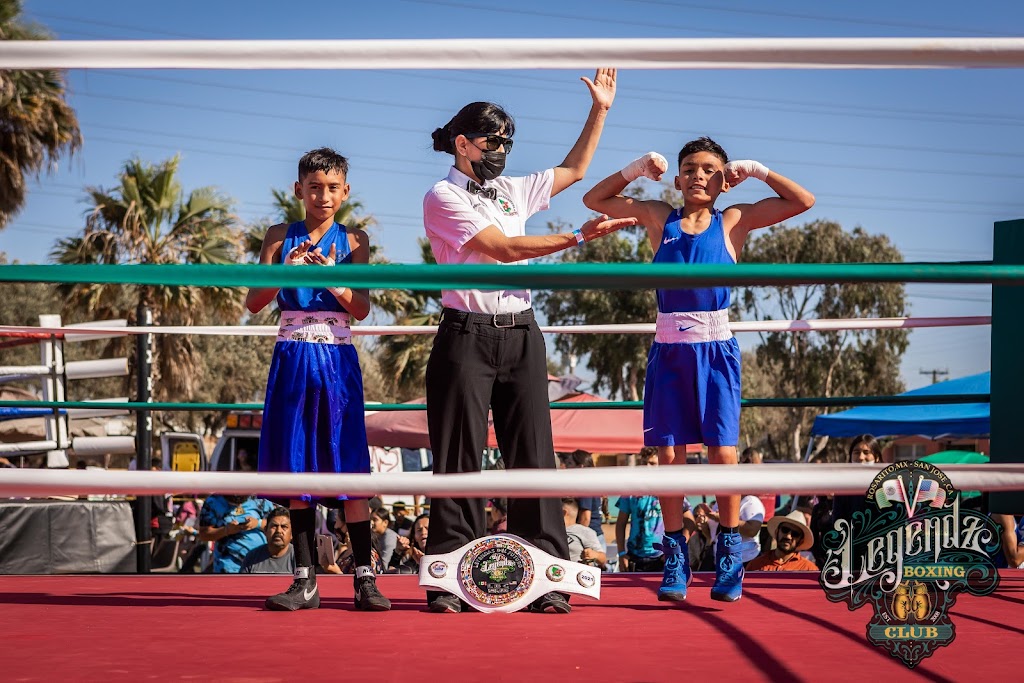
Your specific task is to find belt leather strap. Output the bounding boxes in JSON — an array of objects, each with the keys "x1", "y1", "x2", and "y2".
[{"x1": 442, "y1": 307, "x2": 535, "y2": 329}]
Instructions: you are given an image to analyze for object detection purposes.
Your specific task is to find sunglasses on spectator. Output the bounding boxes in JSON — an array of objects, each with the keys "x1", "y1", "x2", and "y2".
[
  {"x1": 464, "y1": 132, "x2": 514, "y2": 153},
  {"x1": 778, "y1": 525, "x2": 803, "y2": 539}
]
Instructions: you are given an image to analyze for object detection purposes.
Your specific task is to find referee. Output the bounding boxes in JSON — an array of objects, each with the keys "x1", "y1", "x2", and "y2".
[{"x1": 421, "y1": 69, "x2": 634, "y2": 614}]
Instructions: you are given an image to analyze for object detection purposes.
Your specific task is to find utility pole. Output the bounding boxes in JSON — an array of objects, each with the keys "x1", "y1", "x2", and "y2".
[{"x1": 919, "y1": 368, "x2": 949, "y2": 385}]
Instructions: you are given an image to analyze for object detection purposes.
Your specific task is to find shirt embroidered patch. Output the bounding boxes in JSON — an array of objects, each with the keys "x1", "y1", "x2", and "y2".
[{"x1": 497, "y1": 196, "x2": 518, "y2": 216}]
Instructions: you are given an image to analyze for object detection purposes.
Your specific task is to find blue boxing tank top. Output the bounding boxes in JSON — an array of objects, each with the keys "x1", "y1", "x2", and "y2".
[
  {"x1": 276, "y1": 221, "x2": 353, "y2": 312},
  {"x1": 654, "y1": 208, "x2": 734, "y2": 313}
]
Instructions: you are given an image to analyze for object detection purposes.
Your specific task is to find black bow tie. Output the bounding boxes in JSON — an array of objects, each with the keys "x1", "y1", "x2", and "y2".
[{"x1": 467, "y1": 180, "x2": 497, "y2": 200}]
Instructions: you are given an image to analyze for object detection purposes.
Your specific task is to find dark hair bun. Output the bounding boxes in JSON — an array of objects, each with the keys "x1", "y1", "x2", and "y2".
[{"x1": 431, "y1": 124, "x2": 454, "y2": 154}]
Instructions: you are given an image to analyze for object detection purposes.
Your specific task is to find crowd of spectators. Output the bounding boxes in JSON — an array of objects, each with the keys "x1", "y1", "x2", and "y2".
[{"x1": 22, "y1": 438, "x2": 1019, "y2": 576}]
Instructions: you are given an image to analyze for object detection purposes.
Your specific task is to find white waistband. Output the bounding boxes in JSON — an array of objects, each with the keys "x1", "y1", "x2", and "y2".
[
  {"x1": 278, "y1": 311, "x2": 352, "y2": 345},
  {"x1": 655, "y1": 309, "x2": 733, "y2": 344}
]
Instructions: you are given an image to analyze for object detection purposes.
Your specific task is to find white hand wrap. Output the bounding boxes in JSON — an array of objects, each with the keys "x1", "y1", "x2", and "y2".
[
  {"x1": 620, "y1": 152, "x2": 668, "y2": 182},
  {"x1": 284, "y1": 247, "x2": 307, "y2": 265},
  {"x1": 725, "y1": 159, "x2": 770, "y2": 183},
  {"x1": 317, "y1": 255, "x2": 346, "y2": 299}
]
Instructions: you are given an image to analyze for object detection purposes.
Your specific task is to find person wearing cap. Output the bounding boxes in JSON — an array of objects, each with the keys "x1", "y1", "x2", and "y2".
[{"x1": 746, "y1": 510, "x2": 819, "y2": 572}]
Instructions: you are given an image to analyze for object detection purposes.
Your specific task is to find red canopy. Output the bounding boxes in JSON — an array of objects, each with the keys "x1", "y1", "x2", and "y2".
[
  {"x1": 364, "y1": 392, "x2": 701, "y2": 455},
  {"x1": 363, "y1": 399, "x2": 436, "y2": 450}
]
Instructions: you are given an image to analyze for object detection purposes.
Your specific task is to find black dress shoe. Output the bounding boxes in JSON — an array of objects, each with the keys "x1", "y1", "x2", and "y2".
[
  {"x1": 428, "y1": 593, "x2": 463, "y2": 613},
  {"x1": 529, "y1": 592, "x2": 571, "y2": 614}
]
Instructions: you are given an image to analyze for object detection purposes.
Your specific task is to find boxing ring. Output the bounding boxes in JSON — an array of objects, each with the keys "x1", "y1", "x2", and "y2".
[
  {"x1": 2, "y1": 36, "x2": 1024, "y2": 682},
  {"x1": 0, "y1": 572, "x2": 1018, "y2": 681}
]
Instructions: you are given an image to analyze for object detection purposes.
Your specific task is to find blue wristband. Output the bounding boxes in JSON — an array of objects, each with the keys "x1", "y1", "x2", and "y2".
[{"x1": 572, "y1": 228, "x2": 585, "y2": 246}]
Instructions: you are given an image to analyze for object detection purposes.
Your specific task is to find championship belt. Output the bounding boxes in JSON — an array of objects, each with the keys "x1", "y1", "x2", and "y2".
[{"x1": 419, "y1": 534, "x2": 601, "y2": 613}]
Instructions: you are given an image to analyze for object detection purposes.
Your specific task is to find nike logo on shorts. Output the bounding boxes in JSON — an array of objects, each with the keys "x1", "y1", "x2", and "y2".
[{"x1": 678, "y1": 325, "x2": 695, "y2": 332}]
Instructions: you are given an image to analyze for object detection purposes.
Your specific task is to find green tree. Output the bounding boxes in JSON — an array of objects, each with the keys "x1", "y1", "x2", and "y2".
[
  {"x1": 0, "y1": 253, "x2": 134, "y2": 411},
  {"x1": 537, "y1": 184, "x2": 680, "y2": 400},
  {"x1": 536, "y1": 220, "x2": 656, "y2": 400},
  {"x1": 0, "y1": 251, "x2": 60, "y2": 369},
  {"x1": 0, "y1": 0, "x2": 82, "y2": 229},
  {"x1": 736, "y1": 220, "x2": 908, "y2": 461},
  {"x1": 50, "y1": 156, "x2": 242, "y2": 401},
  {"x1": 187, "y1": 307, "x2": 276, "y2": 436}
]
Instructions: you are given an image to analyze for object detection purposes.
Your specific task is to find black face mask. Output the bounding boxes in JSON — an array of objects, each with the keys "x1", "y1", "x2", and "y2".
[{"x1": 471, "y1": 150, "x2": 506, "y2": 182}]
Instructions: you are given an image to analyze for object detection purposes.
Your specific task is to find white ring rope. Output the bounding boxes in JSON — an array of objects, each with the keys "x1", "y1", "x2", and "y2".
[
  {"x1": 2, "y1": 37, "x2": 1024, "y2": 70},
  {"x1": 0, "y1": 464, "x2": 1021, "y2": 499},
  {"x1": 0, "y1": 316, "x2": 992, "y2": 339}
]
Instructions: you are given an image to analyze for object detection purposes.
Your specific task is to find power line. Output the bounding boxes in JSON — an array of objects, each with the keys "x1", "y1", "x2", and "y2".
[
  {"x1": 29, "y1": 11, "x2": 200, "y2": 39},
  {"x1": 89, "y1": 62, "x2": 1024, "y2": 131},
  {"x1": 621, "y1": 0, "x2": 1014, "y2": 37},
  {"x1": 74, "y1": 73, "x2": 1024, "y2": 161},
  {"x1": 32, "y1": 9, "x2": 1024, "y2": 134},
  {"x1": 68, "y1": 91, "x2": 1024, "y2": 184},
  {"x1": 73, "y1": 121, "x2": 1024, "y2": 212},
  {"x1": 401, "y1": 0, "x2": 764, "y2": 37}
]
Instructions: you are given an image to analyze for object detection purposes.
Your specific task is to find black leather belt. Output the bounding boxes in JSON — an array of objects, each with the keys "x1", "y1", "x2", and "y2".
[{"x1": 442, "y1": 307, "x2": 535, "y2": 328}]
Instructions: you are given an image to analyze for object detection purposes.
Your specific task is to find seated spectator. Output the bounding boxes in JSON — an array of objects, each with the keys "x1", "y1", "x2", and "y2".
[
  {"x1": 615, "y1": 449, "x2": 665, "y2": 572},
  {"x1": 198, "y1": 494, "x2": 273, "y2": 573},
  {"x1": 689, "y1": 503, "x2": 716, "y2": 572},
  {"x1": 992, "y1": 514, "x2": 1024, "y2": 569},
  {"x1": 174, "y1": 498, "x2": 199, "y2": 527},
  {"x1": 562, "y1": 498, "x2": 606, "y2": 567},
  {"x1": 392, "y1": 513, "x2": 430, "y2": 574},
  {"x1": 829, "y1": 435, "x2": 883, "y2": 558},
  {"x1": 747, "y1": 511, "x2": 819, "y2": 571},
  {"x1": 564, "y1": 452, "x2": 607, "y2": 552},
  {"x1": 739, "y1": 447, "x2": 762, "y2": 465},
  {"x1": 241, "y1": 507, "x2": 296, "y2": 573},
  {"x1": 391, "y1": 501, "x2": 414, "y2": 537},
  {"x1": 707, "y1": 494, "x2": 765, "y2": 561},
  {"x1": 370, "y1": 507, "x2": 400, "y2": 569},
  {"x1": 324, "y1": 507, "x2": 385, "y2": 575},
  {"x1": 488, "y1": 498, "x2": 508, "y2": 535},
  {"x1": 809, "y1": 494, "x2": 834, "y2": 567}
]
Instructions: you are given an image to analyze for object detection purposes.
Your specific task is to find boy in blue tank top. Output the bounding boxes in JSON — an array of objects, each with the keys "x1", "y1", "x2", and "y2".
[
  {"x1": 584, "y1": 137, "x2": 814, "y2": 602},
  {"x1": 244, "y1": 147, "x2": 390, "y2": 613}
]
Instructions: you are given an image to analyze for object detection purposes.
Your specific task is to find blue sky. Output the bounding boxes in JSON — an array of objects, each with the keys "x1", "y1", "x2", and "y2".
[{"x1": 2, "y1": 1, "x2": 1023, "y2": 390}]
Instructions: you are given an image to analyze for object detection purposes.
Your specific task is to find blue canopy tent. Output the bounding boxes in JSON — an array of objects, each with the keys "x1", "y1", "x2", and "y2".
[{"x1": 811, "y1": 372, "x2": 990, "y2": 438}]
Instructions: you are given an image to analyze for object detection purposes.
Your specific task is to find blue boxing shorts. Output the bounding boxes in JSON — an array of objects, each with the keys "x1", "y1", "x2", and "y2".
[
  {"x1": 642, "y1": 337, "x2": 741, "y2": 448},
  {"x1": 258, "y1": 338, "x2": 370, "y2": 505}
]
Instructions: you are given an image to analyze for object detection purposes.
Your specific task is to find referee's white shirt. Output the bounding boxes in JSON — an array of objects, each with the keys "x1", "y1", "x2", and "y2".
[{"x1": 424, "y1": 166, "x2": 555, "y2": 315}]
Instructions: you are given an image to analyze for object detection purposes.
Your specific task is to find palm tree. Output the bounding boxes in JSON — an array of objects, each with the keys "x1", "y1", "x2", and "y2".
[
  {"x1": 51, "y1": 155, "x2": 242, "y2": 399},
  {"x1": 0, "y1": 0, "x2": 82, "y2": 229},
  {"x1": 372, "y1": 239, "x2": 442, "y2": 400}
]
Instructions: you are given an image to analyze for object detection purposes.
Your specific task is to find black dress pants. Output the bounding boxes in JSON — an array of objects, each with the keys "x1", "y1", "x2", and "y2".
[{"x1": 424, "y1": 309, "x2": 569, "y2": 562}]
